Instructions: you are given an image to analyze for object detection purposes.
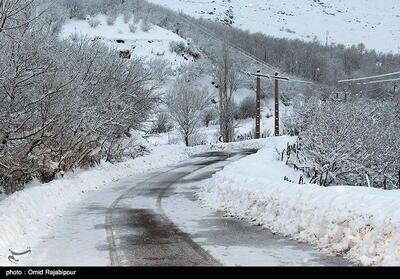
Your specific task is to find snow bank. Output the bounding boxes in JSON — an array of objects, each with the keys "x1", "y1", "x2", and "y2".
[
  {"x1": 188, "y1": 138, "x2": 269, "y2": 154},
  {"x1": 198, "y1": 136, "x2": 400, "y2": 266},
  {"x1": 0, "y1": 144, "x2": 192, "y2": 258},
  {"x1": 0, "y1": 139, "x2": 268, "y2": 261}
]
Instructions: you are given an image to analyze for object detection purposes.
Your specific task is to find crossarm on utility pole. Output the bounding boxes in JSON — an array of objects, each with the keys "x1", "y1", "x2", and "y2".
[
  {"x1": 255, "y1": 71, "x2": 261, "y2": 139},
  {"x1": 249, "y1": 72, "x2": 309, "y2": 138}
]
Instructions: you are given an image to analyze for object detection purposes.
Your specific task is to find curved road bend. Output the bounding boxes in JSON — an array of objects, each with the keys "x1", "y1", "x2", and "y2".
[{"x1": 106, "y1": 149, "x2": 351, "y2": 266}]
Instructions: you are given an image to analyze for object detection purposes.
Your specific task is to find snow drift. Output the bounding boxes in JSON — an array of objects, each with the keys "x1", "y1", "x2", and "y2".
[
  {"x1": 0, "y1": 144, "x2": 192, "y2": 260},
  {"x1": 0, "y1": 139, "x2": 268, "y2": 263},
  {"x1": 198, "y1": 136, "x2": 400, "y2": 266}
]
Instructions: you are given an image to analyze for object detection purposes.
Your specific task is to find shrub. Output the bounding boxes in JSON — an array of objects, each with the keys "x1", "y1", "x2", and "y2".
[
  {"x1": 106, "y1": 15, "x2": 117, "y2": 26},
  {"x1": 0, "y1": 36, "x2": 156, "y2": 194},
  {"x1": 188, "y1": 131, "x2": 208, "y2": 146},
  {"x1": 128, "y1": 23, "x2": 136, "y2": 33},
  {"x1": 186, "y1": 44, "x2": 201, "y2": 59},
  {"x1": 141, "y1": 20, "x2": 152, "y2": 32},
  {"x1": 236, "y1": 96, "x2": 256, "y2": 119},
  {"x1": 133, "y1": 15, "x2": 141, "y2": 24},
  {"x1": 69, "y1": 32, "x2": 80, "y2": 41},
  {"x1": 169, "y1": 41, "x2": 186, "y2": 54},
  {"x1": 88, "y1": 18, "x2": 100, "y2": 28},
  {"x1": 169, "y1": 41, "x2": 200, "y2": 60},
  {"x1": 284, "y1": 97, "x2": 400, "y2": 189},
  {"x1": 123, "y1": 12, "x2": 132, "y2": 24},
  {"x1": 150, "y1": 113, "x2": 172, "y2": 134},
  {"x1": 202, "y1": 108, "x2": 217, "y2": 127},
  {"x1": 148, "y1": 58, "x2": 173, "y2": 82}
]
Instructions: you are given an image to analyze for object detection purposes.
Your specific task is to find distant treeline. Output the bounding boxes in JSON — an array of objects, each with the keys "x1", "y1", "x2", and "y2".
[{"x1": 64, "y1": 0, "x2": 400, "y2": 86}]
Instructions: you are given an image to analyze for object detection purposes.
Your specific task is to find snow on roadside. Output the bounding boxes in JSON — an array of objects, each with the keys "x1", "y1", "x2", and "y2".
[
  {"x1": 0, "y1": 138, "x2": 268, "y2": 263},
  {"x1": 188, "y1": 138, "x2": 268, "y2": 154},
  {"x1": 198, "y1": 136, "x2": 400, "y2": 266},
  {"x1": 0, "y1": 144, "x2": 192, "y2": 260}
]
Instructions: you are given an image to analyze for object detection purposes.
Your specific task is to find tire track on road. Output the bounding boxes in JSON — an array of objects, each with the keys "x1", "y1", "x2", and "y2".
[{"x1": 105, "y1": 152, "x2": 236, "y2": 266}]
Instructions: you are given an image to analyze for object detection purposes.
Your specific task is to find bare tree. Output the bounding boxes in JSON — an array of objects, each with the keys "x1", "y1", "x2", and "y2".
[
  {"x1": 0, "y1": 0, "x2": 45, "y2": 34},
  {"x1": 0, "y1": 10, "x2": 156, "y2": 194},
  {"x1": 62, "y1": 0, "x2": 85, "y2": 19},
  {"x1": 166, "y1": 76, "x2": 210, "y2": 146},
  {"x1": 214, "y1": 43, "x2": 239, "y2": 142}
]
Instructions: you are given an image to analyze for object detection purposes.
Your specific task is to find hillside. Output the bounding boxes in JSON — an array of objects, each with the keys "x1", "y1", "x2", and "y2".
[
  {"x1": 60, "y1": 14, "x2": 195, "y2": 69},
  {"x1": 147, "y1": 0, "x2": 400, "y2": 53}
]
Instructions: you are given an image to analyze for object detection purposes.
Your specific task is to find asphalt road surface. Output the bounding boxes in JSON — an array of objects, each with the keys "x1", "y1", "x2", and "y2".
[{"x1": 105, "y1": 149, "x2": 351, "y2": 266}]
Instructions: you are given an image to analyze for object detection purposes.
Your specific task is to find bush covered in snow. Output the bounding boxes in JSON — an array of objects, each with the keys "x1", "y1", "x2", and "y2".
[
  {"x1": 148, "y1": 58, "x2": 174, "y2": 82},
  {"x1": 186, "y1": 44, "x2": 201, "y2": 59},
  {"x1": 128, "y1": 23, "x2": 137, "y2": 33},
  {"x1": 169, "y1": 41, "x2": 201, "y2": 60},
  {"x1": 169, "y1": 41, "x2": 186, "y2": 54},
  {"x1": 106, "y1": 15, "x2": 118, "y2": 26},
  {"x1": 88, "y1": 18, "x2": 100, "y2": 28},
  {"x1": 123, "y1": 11, "x2": 132, "y2": 24},
  {"x1": 284, "y1": 96, "x2": 400, "y2": 189},
  {"x1": 0, "y1": 2, "x2": 156, "y2": 195},
  {"x1": 202, "y1": 108, "x2": 218, "y2": 127},
  {"x1": 188, "y1": 131, "x2": 208, "y2": 146},
  {"x1": 150, "y1": 113, "x2": 173, "y2": 134},
  {"x1": 133, "y1": 15, "x2": 141, "y2": 25},
  {"x1": 141, "y1": 20, "x2": 152, "y2": 32},
  {"x1": 236, "y1": 96, "x2": 256, "y2": 120}
]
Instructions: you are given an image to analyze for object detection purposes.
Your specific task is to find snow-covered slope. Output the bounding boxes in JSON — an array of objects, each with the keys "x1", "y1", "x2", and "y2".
[
  {"x1": 148, "y1": 0, "x2": 400, "y2": 53},
  {"x1": 60, "y1": 14, "x2": 193, "y2": 68}
]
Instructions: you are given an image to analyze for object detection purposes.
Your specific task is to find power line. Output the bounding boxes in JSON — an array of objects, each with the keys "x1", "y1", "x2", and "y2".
[
  {"x1": 177, "y1": 13, "x2": 289, "y2": 77},
  {"x1": 177, "y1": 12, "x2": 318, "y2": 88},
  {"x1": 249, "y1": 72, "x2": 313, "y2": 84},
  {"x1": 364, "y1": 77, "x2": 400, "y2": 85},
  {"x1": 338, "y1": 71, "x2": 400, "y2": 83},
  {"x1": 287, "y1": 78, "x2": 314, "y2": 84}
]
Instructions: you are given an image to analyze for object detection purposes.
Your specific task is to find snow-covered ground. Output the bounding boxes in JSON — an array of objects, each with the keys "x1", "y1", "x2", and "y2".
[
  {"x1": 198, "y1": 136, "x2": 400, "y2": 266},
  {"x1": 0, "y1": 144, "x2": 192, "y2": 265},
  {"x1": 60, "y1": 14, "x2": 193, "y2": 69},
  {"x1": 0, "y1": 137, "x2": 269, "y2": 266},
  {"x1": 148, "y1": 0, "x2": 400, "y2": 53},
  {"x1": 147, "y1": 95, "x2": 285, "y2": 146},
  {"x1": 162, "y1": 153, "x2": 347, "y2": 266}
]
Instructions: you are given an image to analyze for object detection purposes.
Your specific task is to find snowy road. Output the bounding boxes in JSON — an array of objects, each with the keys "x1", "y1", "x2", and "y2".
[{"x1": 23, "y1": 150, "x2": 351, "y2": 266}]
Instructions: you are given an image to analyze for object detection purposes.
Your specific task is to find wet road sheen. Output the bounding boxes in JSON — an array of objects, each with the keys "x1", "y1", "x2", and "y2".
[{"x1": 106, "y1": 150, "x2": 351, "y2": 266}]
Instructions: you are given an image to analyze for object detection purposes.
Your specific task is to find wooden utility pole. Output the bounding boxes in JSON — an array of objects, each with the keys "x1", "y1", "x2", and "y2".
[
  {"x1": 274, "y1": 72, "x2": 280, "y2": 136},
  {"x1": 325, "y1": 31, "x2": 329, "y2": 47},
  {"x1": 250, "y1": 71, "x2": 310, "y2": 139},
  {"x1": 255, "y1": 70, "x2": 261, "y2": 139}
]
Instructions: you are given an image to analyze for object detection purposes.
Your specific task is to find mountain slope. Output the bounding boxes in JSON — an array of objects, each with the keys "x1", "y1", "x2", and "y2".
[
  {"x1": 60, "y1": 14, "x2": 194, "y2": 69},
  {"x1": 147, "y1": 0, "x2": 400, "y2": 53}
]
